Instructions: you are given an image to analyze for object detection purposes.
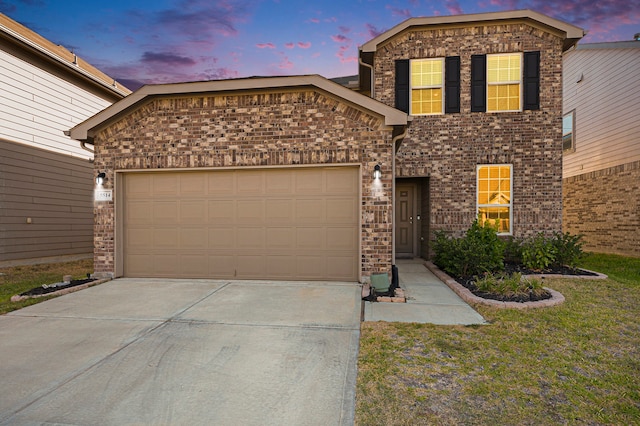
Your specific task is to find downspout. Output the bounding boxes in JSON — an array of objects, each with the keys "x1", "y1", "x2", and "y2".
[
  {"x1": 391, "y1": 125, "x2": 408, "y2": 272},
  {"x1": 358, "y1": 56, "x2": 374, "y2": 98}
]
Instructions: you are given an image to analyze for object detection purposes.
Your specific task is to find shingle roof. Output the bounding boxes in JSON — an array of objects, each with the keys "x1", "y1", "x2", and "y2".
[{"x1": 0, "y1": 13, "x2": 131, "y2": 97}]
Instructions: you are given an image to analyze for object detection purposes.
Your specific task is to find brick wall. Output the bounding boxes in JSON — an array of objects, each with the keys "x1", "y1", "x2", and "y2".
[
  {"x1": 563, "y1": 161, "x2": 640, "y2": 257},
  {"x1": 373, "y1": 23, "x2": 564, "y2": 240},
  {"x1": 92, "y1": 89, "x2": 395, "y2": 279}
]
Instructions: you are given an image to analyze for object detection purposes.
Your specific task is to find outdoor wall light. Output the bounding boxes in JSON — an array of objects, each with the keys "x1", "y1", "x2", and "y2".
[
  {"x1": 96, "y1": 172, "x2": 106, "y2": 185},
  {"x1": 373, "y1": 164, "x2": 382, "y2": 180}
]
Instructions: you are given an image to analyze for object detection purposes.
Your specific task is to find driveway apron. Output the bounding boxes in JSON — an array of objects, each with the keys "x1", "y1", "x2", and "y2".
[{"x1": 0, "y1": 278, "x2": 361, "y2": 425}]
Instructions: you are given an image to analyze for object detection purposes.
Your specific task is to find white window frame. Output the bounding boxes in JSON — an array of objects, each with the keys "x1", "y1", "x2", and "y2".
[
  {"x1": 486, "y1": 53, "x2": 523, "y2": 113},
  {"x1": 476, "y1": 164, "x2": 513, "y2": 235},
  {"x1": 409, "y1": 58, "x2": 444, "y2": 116}
]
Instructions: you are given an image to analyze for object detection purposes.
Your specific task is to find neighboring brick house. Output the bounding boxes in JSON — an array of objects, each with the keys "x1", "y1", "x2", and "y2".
[
  {"x1": 562, "y1": 40, "x2": 640, "y2": 257},
  {"x1": 69, "y1": 10, "x2": 583, "y2": 282},
  {"x1": 0, "y1": 13, "x2": 130, "y2": 265}
]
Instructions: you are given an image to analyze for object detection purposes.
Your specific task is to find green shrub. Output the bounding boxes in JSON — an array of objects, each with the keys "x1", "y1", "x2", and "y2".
[
  {"x1": 474, "y1": 272, "x2": 546, "y2": 298},
  {"x1": 521, "y1": 233, "x2": 557, "y2": 271},
  {"x1": 503, "y1": 236, "x2": 523, "y2": 264},
  {"x1": 433, "y1": 220, "x2": 505, "y2": 277},
  {"x1": 551, "y1": 232, "x2": 584, "y2": 268}
]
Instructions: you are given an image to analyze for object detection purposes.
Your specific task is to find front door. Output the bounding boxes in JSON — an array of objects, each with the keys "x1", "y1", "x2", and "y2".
[{"x1": 395, "y1": 184, "x2": 416, "y2": 257}]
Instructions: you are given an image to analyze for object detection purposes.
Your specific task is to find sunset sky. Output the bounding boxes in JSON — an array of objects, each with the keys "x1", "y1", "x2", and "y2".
[{"x1": 2, "y1": 0, "x2": 638, "y2": 90}]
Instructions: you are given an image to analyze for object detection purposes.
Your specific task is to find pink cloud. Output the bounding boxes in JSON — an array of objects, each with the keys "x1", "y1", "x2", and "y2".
[
  {"x1": 338, "y1": 26, "x2": 350, "y2": 34},
  {"x1": 331, "y1": 34, "x2": 349, "y2": 43},
  {"x1": 336, "y1": 45, "x2": 357, "y2": 64},
  {"x1": 386, "y1": 5, "x2": 412, "y2": 18},
  {"x1": 297, "y1": 41, "x2": 311, "y2": 49},
  {"x1": 278, "y1": 53, "x2": 293, "y2": 69},
  {"x1": 285, "y1": 42, "x2": 295, "y2": 49},
  {"x1": 366, "y1": 23, "x2": 385, "y2": 38},
  {"x1": 256, "y1": 42, "x2": 276, "y2": 49},
  {"x1": 308, "y1": 18, "x2": 320, "y2": 23},
  {"x1": 444, "y1": 0, "x2": 463, "y2": 14}
]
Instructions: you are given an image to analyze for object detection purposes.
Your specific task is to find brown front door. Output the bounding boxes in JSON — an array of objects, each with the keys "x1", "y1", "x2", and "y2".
[{"x1": 395, "y1": 184, "x2": 416, "y2": 257}]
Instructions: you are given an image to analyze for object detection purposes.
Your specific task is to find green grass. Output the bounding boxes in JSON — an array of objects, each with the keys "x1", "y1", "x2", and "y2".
[
  {"x1": 356, "y1": 253, "x2": 640, "y2": 425},
  {"x1": 0, "y1": 259, "x2": 93, "y2": 315}
]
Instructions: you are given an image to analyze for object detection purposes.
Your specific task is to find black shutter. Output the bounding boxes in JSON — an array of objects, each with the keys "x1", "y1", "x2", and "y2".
[
  {"x1": 523, "y1": 51, "x2": 540, "y2": 110},
  {"x1": 471, "y1": 54, "x2": 486, "y2": 112},
  {"x1": 445, "y1": 56, "x2": 460, "y2": 113},
  {"x1": 395, "y1": 59, "x2": 410, "y2": 113}
]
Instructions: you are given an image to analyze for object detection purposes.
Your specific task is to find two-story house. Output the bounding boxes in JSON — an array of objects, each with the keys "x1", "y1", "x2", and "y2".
[
  {"x1": 68, "y1": 10, "x2": 583, "y2": 282},
  {"x1": 0, "y1": 13, "x2": 130, "y2": 265},
  {"x1": 562, "y1": 40, "x2": 640, "y2": 257}
]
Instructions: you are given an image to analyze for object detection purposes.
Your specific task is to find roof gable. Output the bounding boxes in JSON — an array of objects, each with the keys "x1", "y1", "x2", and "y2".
[
  {"x1": 360, "y1": 10, "x2": 585, "y2": 53},
  {"x1": 68, "y1": 75, "x2": 408, "y2": 141}
]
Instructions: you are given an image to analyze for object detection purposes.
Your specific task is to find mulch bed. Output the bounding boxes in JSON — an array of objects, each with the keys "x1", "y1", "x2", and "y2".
[
  {"x1": 20, "y1": 278, "x2": 97, "y2": 297},
  {"x1": 454, "y1": 263, "x2": 597, "y2": 303}
]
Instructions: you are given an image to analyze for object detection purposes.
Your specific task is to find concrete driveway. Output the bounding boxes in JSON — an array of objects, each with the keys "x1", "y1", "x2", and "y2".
[{"x1": 0, "y1": 278, "x2": 361, "y2": 425}]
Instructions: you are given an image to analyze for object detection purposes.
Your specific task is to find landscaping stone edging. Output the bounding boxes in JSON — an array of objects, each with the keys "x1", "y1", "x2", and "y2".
[
  {"x1": 10, "y1": 278, "x2": 112, "y2": 303},
  {"x1": 423, "y1": 261, "x2": 606, "y2": 310}
]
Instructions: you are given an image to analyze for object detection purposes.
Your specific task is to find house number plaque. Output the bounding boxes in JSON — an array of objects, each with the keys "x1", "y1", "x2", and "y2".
[{"x1": 94, "y1": 189, "x2": 113, "y2": 202}]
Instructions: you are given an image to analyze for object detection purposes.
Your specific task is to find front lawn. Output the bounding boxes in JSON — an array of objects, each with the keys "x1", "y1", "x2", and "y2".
[
  {"x1": 0, "y1": 258, "x2": 93, "y2": 315},
  {"x1": 356, "y1": 253, "x2": 640, "y2": 425}
]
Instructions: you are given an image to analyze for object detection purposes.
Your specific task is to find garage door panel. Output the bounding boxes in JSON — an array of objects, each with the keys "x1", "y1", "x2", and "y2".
[
  {"x1": 237, "y1": 200, "x2": 265, "y2": 223},
  {"x1": 126, "y1": 201, "x2": 152, "y2": 224},
  {"x1": 208, "y1": 255, "x2": 236, "y2": 277},
  {"x1": 123, "y1": 167, "x2": 359, "y2": 280},
  {"x1": 266, "y1": 228, "x2": 294, "y2": 249},
  {"x1": 326, "y1": 227, "x2": 358, "y2": 250},
  {"x1": 295, "y1": 199, "x2": 324, "y2": 222},
  {"x1": 181, "y1": 228, "x2": 208, "y2": 249},
  {"x1": 152, "y1": 174, "x2": 179, "y2": 196},
  {"x1": 180, "y1": 173, "x2": 207, "y2": 196},
  {"x1": 208, "y1": 200, "x2": 235, "y2": 223},
  {"x1": 152, "y1": 228, "x2": 179, "y2": 248},
  {"x1": 180, "y1": 200, "x2": 207, "y2": 224},
  {"x1": 296, "y1": 227, "x2": 325, "y2": 249},
  {"x1": 266, "y1": 172, "x2": 293, "y2": 194},
  {"x1": 208, "y1": 228, "x2": 234, "y2": 248},
  {"x1": 327, "y1": 255, "x2": 357, "y2": 281},
  {"x1": 237, "y1": 172, "x2": 264, "y2": 195},
  {"x1": 153, "y1": 201, "x2": 179, "y2": 224},
  {"x1": 266, "y1": 199, "x2": 293, "y2": 223},
  {"x1": 326, "y1": 199, "x2": 358, "y2": 222},
  {"x1": 208, "y1": 172, "x2": 235, "y2": 194}
]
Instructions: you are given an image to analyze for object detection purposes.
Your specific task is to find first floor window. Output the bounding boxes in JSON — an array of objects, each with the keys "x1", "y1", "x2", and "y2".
[{"x1": 477, "y1": 164, "x2": 512, "y2": 234}]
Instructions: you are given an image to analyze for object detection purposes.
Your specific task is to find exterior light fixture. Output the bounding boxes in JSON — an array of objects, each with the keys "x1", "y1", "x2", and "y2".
[
  {"x1": 96, "y1": 172, "x2": 106, "y2": 185},
  {"x1": 373, "y1": 164, "x2": 382, "y2": 180}
]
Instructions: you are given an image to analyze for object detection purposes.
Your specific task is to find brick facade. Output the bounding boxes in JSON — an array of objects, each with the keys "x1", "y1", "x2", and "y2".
[
  {"x1": 373, "y1": 23, "x2": 565, "y2": 240},
  {"x1": 563, "y1": 161, "x2": 640, "y2": 257},
  {"x1": 91, "y1": 90, "x2": 396, "y2": 279}
]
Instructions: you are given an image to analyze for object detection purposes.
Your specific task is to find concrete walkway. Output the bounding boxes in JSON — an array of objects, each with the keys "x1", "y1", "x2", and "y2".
[{"x1": 364, "y1": 259, "x2": 486, "y2": 325}]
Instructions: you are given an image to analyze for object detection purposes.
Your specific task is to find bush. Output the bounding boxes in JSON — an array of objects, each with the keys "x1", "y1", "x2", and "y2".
[
  {"x1": 474, "y1": 272, "x2": 547, "y2": 299},
  {"x1": 551, "y1": 232, "x2": 584, "y2": 268},
  {"x1": 503, "y1": 237, "x2": 523, "y2": 264},
  {"x1": 433, "y1": 220, "x2": 505, "y2": 277},
  {"x1": 521, "y1": 233, "x2": 557, "y2": 271}
]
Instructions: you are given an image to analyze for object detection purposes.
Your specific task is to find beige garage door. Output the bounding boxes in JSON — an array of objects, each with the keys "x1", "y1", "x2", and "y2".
[{"x1": 122, "y1": 167, "x2": 359, "y2": 280}]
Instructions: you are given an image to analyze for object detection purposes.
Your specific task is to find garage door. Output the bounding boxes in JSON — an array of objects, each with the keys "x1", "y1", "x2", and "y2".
[{"x1": 121, "y1": 167, "x2": 359, "y2": 280}]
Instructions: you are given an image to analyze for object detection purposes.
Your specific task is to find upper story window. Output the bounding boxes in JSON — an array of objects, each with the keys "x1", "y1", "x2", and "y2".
[
  {"x1": 410, "y1": 58, "x2": 444, "y2": 115},
  {"x1": 563, "y1": 110, "x2": 575, "y2": 151},
  {"x1": 395, "y1": 57, "x2": 460, "y2": 115},
  {"x1": 471, "y1": 51, "x2": 540, "y2": 113},
  {"x1": 487, "y1": 53, "x2": 522, "y2": 112}
]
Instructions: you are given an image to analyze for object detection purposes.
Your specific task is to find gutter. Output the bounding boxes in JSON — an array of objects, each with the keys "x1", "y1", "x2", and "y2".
[{"x1": 0, "y1": 22, "x2": 129, "y2": 98}]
